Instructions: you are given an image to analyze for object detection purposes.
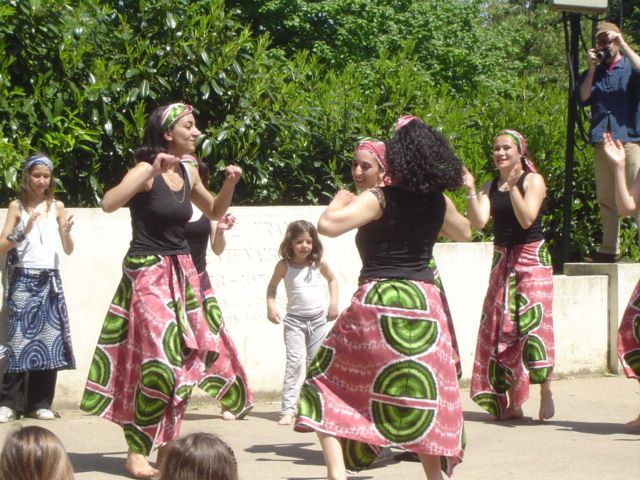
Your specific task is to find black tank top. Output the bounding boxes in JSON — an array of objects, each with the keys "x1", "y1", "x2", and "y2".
[
  {"x1": 128, "y1": 163, "x2": 193, "y2": 255},
  {"x1": 356, "y1": 186, "x2": 445, "y2": 283},
  {"x1": 184, "y1": 214, "x2": 210, "y2": 273},
  {"x1": 489, "y1": 171, "x2": 544, "y2": 247}
]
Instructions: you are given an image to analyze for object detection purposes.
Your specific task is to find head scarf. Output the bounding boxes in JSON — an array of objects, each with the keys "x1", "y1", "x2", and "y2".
[
  {"x1": 161, "y1": 103, "x2": 193, "y2": 130},
  {"x1": 354, "y1": 140, "x2": 387, "y2": 170},
  {"x1": 24, "y1": 154, "x2": 53, "y2": 171},
  {"x1": 394, "y1": 115, "x2": 421, "y2": 131},
  {"x1": 495, "y1": 129, "x2": 537, "y2": 173}
]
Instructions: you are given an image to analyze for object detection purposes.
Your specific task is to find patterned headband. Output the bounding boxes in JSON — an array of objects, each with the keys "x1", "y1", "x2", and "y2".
[
  {"x1": 355, "y1": 139, "x2": 387, "y2": 170},
  {"x1": 160, "y1": 103, "x2": 193, "y2": 130},
  {"x1": 24, "y1": 154, "x2": 53, "y2": 171},
  {"x1": 495, "y1": 129, "x2": 537, "y2": 173},
  {"x1": 394, "y1": 115, "x2": 421, "y2": 131}
]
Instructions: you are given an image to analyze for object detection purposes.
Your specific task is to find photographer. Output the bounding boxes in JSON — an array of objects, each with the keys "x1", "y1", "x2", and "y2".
[{"x1": 578, "y1": 22, "x2": 640, "y2": 263}]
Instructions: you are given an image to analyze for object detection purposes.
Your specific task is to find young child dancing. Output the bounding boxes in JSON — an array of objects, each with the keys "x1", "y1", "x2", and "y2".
[
  {"x1": 0, "y1": 154, "x2": 75, "y2": 423},
  {"x1": 266, "y1": 220, "x2": 338, "y2": 425},
  {"x1": 0, "y1": 426, "x2": 75, "y2": 480}
]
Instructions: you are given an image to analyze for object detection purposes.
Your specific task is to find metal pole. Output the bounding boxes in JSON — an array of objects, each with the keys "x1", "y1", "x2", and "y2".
[{"x1": 561, "y1": 13, "x2": 581, "y2": 268}]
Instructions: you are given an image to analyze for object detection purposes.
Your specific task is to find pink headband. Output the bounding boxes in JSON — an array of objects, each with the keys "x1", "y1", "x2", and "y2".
[
  {"x1": 355, "y1": 140, "x2": 387, "y2": 170},
  {"x1": 496, "y1": 129, "x2": 537, "y2": 173},
  {"x1": 394, "y1": 115, "x2": 421, "y2": 131}
]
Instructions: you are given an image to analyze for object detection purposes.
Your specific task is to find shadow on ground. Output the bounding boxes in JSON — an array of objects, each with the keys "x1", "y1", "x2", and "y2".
[
  {"x1": 68, "y1": 451, "x2": 129, "y2": 476},
  {"x1": 552, "y1": 420, "x2": 640, "y2": 436},
  {"x1": 246, "y1": 409, "x2": 281, "y2": 422},
  {"x1": 245, "y1": 441, "x2": 324, "y2": 466},
  {"x1": 462, "y1": 410, "x2": 536, "y2": 426}
]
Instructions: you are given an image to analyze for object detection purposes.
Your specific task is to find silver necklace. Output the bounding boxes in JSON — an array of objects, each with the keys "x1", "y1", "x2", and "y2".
[
  {"x1": 28, "y1": 203, "x2": 48, "y2": 243},
  {"x1": 163, "y1": 172, "x2": 186, "y2": 204}
]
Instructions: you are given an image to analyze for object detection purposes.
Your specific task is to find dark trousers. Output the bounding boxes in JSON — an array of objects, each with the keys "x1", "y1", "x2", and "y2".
[{"x1": 0, "y1": 370, "x2": 57, "y2": 412}]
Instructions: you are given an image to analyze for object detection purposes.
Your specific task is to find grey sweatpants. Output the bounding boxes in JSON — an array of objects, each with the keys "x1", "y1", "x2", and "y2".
[{"x1": 281, "y1": 312, "x2": 327, "y2": 415}]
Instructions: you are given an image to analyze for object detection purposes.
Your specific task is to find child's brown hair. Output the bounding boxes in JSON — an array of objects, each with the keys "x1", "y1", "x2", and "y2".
[
  {"x1": 0, "y1": 426, "x2": 74, "y2": 480},
  {"x1": 278, "y1": 220, "x2": 323, "y2": 263},
  {"x1": 160, "y1": 432, "x2": 238, "y2": 480}
]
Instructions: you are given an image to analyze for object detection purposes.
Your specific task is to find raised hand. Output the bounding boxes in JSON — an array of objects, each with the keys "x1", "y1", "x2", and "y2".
[
  {"x1": 224, "y1": 165, "x2": 242, "y2": 185},
  {"x1": 587, "y1": 48, "x2": 600, "y2": 69},
  {"x1": 24, "y1": 211, "x2": 41, "y2": 235},
  {"x1": 462, "y1": 166, "x2": 476, "y2": 193},
  {"x1": 62, "y1": 214, "x2": 74, "y2": 233},
  {"x1": 506, "y1": 168, "x2": 521, "y2": 190},
  {"x1": 333, "y1": 189, "x2": 356, "y2": 206},
  {"x1": 603, "y1": 132, "x2": 626, "y2": 168},
  {"x1": 152, "y1": 152, "x2": 179, "y2": 174},
  {"x1": 217, "y1": 213, "x2": 236, "y2": 231}
]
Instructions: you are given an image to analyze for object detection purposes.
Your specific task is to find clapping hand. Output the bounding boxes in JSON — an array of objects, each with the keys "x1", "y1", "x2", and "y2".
[
  {"x1": 603, "y1": 132, "x2": 626, "y2": 168},
  {"x1": 462, "y1": 166, "x2": 476, "y2": 193},
  {"x1": 506, "y1": 168, "x2": 521, "y2": 190}
]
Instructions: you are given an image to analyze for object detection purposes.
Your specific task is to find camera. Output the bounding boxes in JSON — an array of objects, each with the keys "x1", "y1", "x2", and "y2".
[{"x1": 595, "y1": 49, "x2": 607, "y2": 61}]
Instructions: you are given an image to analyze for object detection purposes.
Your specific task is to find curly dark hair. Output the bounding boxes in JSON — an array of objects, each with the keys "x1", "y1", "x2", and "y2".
[
  {"x1": 278, "y1": 220, "x2": 323, "y2": 263},
  {"x1": 385, "y1": 119, "x2": 463, "y2": 193}
]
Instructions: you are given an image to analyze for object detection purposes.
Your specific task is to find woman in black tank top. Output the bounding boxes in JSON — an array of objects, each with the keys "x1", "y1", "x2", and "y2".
[
  {"x1": 80, "y1": 103, "x2": 242, "y2": 478},
  {"x1": 464, "y1": 129, "x2": 555, "y2": 423},
  {"x1": 295, "y1": 118, "x2": 468, "y2": 480}
]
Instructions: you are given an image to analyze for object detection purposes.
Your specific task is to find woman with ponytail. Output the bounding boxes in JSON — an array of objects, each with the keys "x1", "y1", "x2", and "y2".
[{"x1": 464, "y1": 129, "x2": 555, "y2": 421}]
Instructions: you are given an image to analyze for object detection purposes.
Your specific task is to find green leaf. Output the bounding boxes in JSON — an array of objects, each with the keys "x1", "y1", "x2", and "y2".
[{"x1": 166, "y1": 12, "x2": 176, "y2": 29}]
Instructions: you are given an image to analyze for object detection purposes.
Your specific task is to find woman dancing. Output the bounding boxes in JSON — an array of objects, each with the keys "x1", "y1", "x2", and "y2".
[
  {"x1": 80, "y1": 103, "x2": 241, "y2": 477},
  {"x1": 465, "y1": 129, "x2": 554, "y2": 421},
  {"x1": 295, "y1": 117, "x2": 466, "y2": 480}
]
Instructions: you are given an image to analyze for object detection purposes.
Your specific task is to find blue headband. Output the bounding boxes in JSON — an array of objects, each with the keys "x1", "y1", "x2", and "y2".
[{"x1": 24, "y1": 155, "x2": 53, "y2": 171}]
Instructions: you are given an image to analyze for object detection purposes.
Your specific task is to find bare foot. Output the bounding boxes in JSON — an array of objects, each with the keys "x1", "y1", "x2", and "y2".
[
  {"x1": 221, "y1": 409, "x2": 236, "y2": 421},
  {"x1": 278, "y1": 413, "x2": 294, "y2": 425},
  {"x1": 539, "y1": 389, "x2": 555, "y2": 421},
  {"x1": 624, "y1": 414, "x2": 640, "y2": 431},
  {"x1": 125, "y1": 450, "x2": 159, "y2": 478},
  {"x1": 498, "y1": 406, "x2": 524, "y2": 420}
]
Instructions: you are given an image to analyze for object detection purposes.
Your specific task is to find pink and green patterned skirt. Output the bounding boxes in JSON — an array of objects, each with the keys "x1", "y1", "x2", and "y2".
[
  {"x1": 618, "y1": 278, "x2": 640, "y2": 380},
  {"x1": 197, "y1": 272, "x2": 253, "y2": 416},
  {"x1": 294, "y1": 278, "x2": 465, "y2": 477},
  {"x1": 80, "y1": 254, "x2": 241, "y2": 455},
  {"x1": 429, "y1": 257, "x2": 462, "y2": 379},
  {"x1": 470, "y1": 240, "x2": 554, "y2": 418}
]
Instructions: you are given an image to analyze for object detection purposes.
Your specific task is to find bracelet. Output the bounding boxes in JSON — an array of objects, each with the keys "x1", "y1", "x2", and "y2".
[{"x1": 466, "y1": 193, "x2": 477, "y2": 199}]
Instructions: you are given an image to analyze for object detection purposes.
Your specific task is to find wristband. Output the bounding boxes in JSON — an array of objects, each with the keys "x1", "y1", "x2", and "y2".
[
  {"x1": 466, "y1": 193, "x2": 477, "y2": 199},
  {"x1": 7, "y1": 229, "x2": 25, "y2": 243}
]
